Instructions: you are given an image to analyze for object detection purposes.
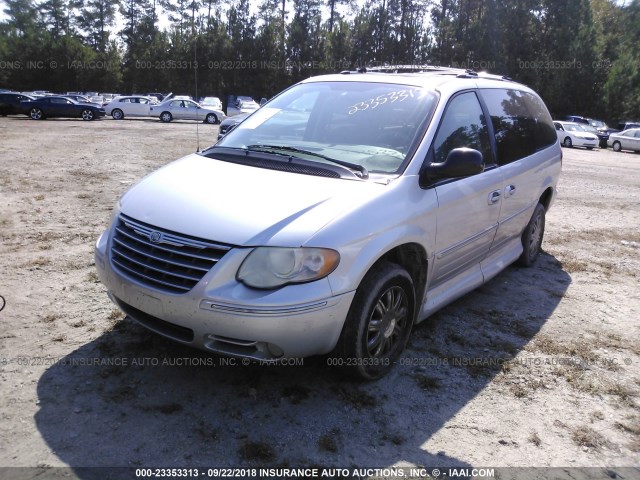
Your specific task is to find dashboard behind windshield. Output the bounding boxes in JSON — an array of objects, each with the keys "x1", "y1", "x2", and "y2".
[{"x1": 215, "y1": 81, "x2": 438, "y2": 175}]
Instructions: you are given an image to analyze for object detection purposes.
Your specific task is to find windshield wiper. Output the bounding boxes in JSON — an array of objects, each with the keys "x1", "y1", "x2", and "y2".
[{"x1": 246, "y1": 144, "x2": 368, "y2": 179}]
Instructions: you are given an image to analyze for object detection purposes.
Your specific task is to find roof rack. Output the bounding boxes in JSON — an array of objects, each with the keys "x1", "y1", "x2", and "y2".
[{"x1": 340, "y1": 64, "x2": 515, "y2": 83}]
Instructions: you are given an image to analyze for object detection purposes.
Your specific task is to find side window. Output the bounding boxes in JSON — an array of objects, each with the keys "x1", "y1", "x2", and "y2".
[
  {"x1": 481, "y1": 88, "x2": 555, "y2": 165},
  {"x1": 523, "y1": 92, "x2": 557, "y2": 150},
  {"x1": 432, "y1": 91, "x2": 491, "y2": 165}
]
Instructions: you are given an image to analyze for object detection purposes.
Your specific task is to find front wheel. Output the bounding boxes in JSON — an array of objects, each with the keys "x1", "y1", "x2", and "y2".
[
  {"x1": 204, "y1": 113, "x2": 218, "y2": 124},
  {"x1": 30, "y1": 108, "x2": 44, "y2": 120},
  {"x1": 612, "y1": 141, "x2": 622, "y2": 152},
  {"x1": 81, "y1": 109, "x2": 95, "y2": 121},
  {"x1": 160, "y1": 112, "x2": 172, "y2": 123},
  {"x1": 334, "y1": 262, "x2": 415, "y2": 380},
  {"x1": 563, "y1": 137, "x2": 573, "y2": 148},
  {"x1": 517, "y1": 203, "x2": 545, "y2": 267},
  {"x1": 111, "y1": 109, "x2": 124, "y2": 120}
]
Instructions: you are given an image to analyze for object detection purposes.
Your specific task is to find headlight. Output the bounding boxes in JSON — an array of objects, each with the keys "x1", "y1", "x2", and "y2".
[{"x1": 237, "y1": 247, "x2": 340, "y2": 289}]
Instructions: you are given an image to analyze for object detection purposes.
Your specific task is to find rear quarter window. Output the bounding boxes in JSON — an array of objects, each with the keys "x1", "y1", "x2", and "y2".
[{"x1": 481, "y1": 88, "x2": 556, "y2": 165}]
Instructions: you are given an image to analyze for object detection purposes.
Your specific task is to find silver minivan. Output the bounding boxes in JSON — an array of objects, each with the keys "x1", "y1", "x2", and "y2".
[{"x1": 95, "y1": 69, "x2": 562, "y2": 379}]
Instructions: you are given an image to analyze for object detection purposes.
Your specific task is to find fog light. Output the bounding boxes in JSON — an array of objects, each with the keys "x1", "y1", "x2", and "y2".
[{"x1": 267, "y1": 343, "x2": 284, "y2": 358}]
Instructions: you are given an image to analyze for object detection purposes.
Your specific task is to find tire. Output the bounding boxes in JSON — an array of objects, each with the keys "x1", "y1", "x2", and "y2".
[
  {"x1": 205, "y1": 113, "x2": 218, "y2": 124},
  {"x1": 334, "y1": 262, "x2": 415, "y2": 380},
  {"x1": 81, "y1": 109, "x2": 95, "y2": 121},
  {"x1": 30, "y1": 108, "x2": 43, "y2": 120},
  {"x1": 612, "y1": 141, "x2": 622, "y2": 152},
  {"x1": 160, "y1": 112, "x2": 172, "y2": 123},
  {"x1": 517, "y1": 203, "x2": 545, "y2": 267},
  {"x1": 586, "y1": 147, "x2": 594, "y2": 150},
  {"x1": 111, "y1": 109, "x2": 124, "y2": 120},
  {"x1": 563, "y1": 137, "x2": 573, "y2": 148}
]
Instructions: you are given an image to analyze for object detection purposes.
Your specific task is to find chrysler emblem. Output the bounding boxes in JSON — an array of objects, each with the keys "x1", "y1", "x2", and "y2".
[{"x1": 149, "y1": 231, "x2": 162, "y2": 243}]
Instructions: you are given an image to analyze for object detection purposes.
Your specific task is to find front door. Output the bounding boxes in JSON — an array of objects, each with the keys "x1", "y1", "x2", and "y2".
[{"x1": 429, "y1": 91, "x2": 502, "y2": 286}]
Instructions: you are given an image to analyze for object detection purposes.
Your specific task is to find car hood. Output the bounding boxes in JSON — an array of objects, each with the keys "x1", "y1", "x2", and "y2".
[{"x1": 118, "y1": 153, "x2": 386, "y2": 246}]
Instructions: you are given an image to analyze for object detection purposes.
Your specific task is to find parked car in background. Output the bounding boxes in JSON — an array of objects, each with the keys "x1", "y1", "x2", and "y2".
[
  {"x1": 608, "y1": 128, "x2": 640, "y2": 152},
  {"x1": 145, "y1": 93, "x2": 166, "y2": 102},
  {"x1": 616, "y1": 122, "x2": 640, "y2": 131},
  {"x1": 100, "y1": 93, "x2": 119, "y2": 103},
  {"x1": 563, "y1": 115, "x2": 590, "y2": 125},
  {"x1": 150, "y1": 98, "x2": 226, "y2": 124},
  {"x1": 0, "y1": 92, "x2": 35, "y2": 115},
  {"x1": 585, "y1": 118, "x2": 614, "y2": 147},
  {"x1": 226, "y1": 95, "x2": 259, "y2": 117},
  {"x1": 554, "y1": 121, "x2": 598, "y2": 149},
  {"x1": 20, "y1": 96, "x2": 105, "y2": 120},
  {"x1": 217, "y1": 113, "x2": 248, "y2": 140},
  {"x1": 96, "y1": 68, "x2": 562, "y2": 379},
  {"x1": 581, "y1": 124, "x2": 609, "y2": 148},
  {"x1": 63, "y1": 94, "x2": 102, "y2": 106},
  {"x1": 104, "y1": 96, "x2": 155, "y2": 120},
  {"x1": 200, "y1": 96, "x2": 223, "y2": 110}
]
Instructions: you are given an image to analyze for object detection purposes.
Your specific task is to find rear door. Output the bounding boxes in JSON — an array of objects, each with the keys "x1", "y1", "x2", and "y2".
[
  {"x1": 183, "y1": 100, "x2": 199, "y2": 120},
  {"x1": 632, "y1": 130, "x2": 640, "y2": 151},
  {"x1": 479, "y1": 88, "x2": 559, "y2": 254},
  {"x1": 429, "y1": 91, "x2": 503, "y2": 286}
]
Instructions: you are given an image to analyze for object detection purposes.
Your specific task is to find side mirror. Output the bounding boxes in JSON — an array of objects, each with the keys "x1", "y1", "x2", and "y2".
[{"x1": 419, "y1": 148, "x2": 484, "y2": 187}]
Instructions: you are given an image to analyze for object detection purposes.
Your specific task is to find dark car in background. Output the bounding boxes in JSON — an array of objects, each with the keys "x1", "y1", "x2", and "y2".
[
  {"x1": 0, "y1": 92, "x2": 35, "y2": 116},
  {"x1": 20, "y1": 96, "x2": 106, "y2": 120},
  {"x1": 217, "y1": 113, "x2": 248, "y2": 140}
]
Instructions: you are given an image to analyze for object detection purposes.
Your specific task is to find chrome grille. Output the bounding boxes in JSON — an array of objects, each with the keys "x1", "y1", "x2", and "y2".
[{"x1": 110, "y1": 214, "x2": 232, "y2": 294}]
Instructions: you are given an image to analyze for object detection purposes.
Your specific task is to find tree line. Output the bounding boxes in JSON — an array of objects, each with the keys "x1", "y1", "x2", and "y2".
[{"x1": 0, "y1": 0, "x2": 639, "y2": 121}]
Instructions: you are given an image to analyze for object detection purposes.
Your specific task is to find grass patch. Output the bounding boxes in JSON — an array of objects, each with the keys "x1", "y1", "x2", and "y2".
[
  {"x1": 333, "y1": 386, "x2": 377, "y2": 409},
  {"x1": 413, "y1": 374, "x2": 440, "y2": 391},
  {"x1": 318, "y1": 434, "x2": 338, "y2": 453},
  {"x1": 25, "y1": 257, "x2": 51, "y2": 267},
  {"x1": 282, "y1": 385, "x2": 311, "y2": 404},
  {"x1": 571, "y1": 426, "x2": 609, "y2": 450},
  {"x1": 42, "y1": 313, "x2": 60, "y2": 323},
  {"x1": 142, "y1": 403, "x2": 183, "y2": 415},
  {"x1": 559, "y1": 256, "x2": 589, "y2": 273},
  {"x1": 528, "y1": 431, "x2": 542, "y2": 446},
  {"x1": 107, "y1": 309, "x2": 125, "y2": 321},
  {"x1": 238, "y1": 441, "x2": 276, "y2": 462}
]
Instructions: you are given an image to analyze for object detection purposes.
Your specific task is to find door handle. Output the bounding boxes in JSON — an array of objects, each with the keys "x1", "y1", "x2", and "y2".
[
  {"x1": 504, "y1": 184, "x2": 516, "y2": 197},
  {"x1": 488, "y1": 190, "x2": 501, "y2": 205}
]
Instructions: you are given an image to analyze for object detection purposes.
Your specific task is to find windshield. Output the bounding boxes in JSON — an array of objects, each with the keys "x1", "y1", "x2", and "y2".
[
  {"x1": 215, "y1": 81, "x2": 437, "y2": 175},
  {"x1": 565, "y1": 124, "x2": 586, "y2": 132}
]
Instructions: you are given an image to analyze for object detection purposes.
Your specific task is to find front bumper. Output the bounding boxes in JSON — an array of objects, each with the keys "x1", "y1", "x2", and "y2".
[{"x1": 95, "y1": 230, "x2": 355, "y2": 360}]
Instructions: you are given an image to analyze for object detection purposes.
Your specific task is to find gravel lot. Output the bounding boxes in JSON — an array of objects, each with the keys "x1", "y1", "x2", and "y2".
[{"x1": 0, "y1": 116, "x2": 639, "y2": 478}]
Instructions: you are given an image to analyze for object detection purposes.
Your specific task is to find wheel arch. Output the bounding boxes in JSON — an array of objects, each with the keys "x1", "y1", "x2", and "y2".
[
  {"x1": 539, "y1": 186, "x2": 554, "y2": 211},
  {"x1": 376, "y1": 243, "x2": 428, "y2": 313}
]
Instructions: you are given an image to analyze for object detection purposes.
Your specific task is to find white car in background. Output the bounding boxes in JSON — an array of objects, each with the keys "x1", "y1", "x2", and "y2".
[
  {"x1": 226, "y1": 95, "x2": 260, "y2": 117},
  {"x1": 608, "y1": 128, "x2": 640, "y2": 152},
  {"x1": 104, "y1": 96, "x2": 156, "y2": 120},
  {"x1": 200, "y1": 96, "x2": 223, "y2": 110},
  {"x1": 554, "y1": 121, "x2": 599, "y2": 149}
]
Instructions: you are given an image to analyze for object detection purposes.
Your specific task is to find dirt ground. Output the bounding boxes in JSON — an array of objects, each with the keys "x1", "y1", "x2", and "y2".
[{"x1": 0, "y1": 116, "x2": 639, "y2": 478}]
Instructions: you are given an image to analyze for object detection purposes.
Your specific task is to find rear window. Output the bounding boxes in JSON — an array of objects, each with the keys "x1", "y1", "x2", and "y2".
[{"x1": 481, "y1": 89, "x2": 557, "y2": 165}]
